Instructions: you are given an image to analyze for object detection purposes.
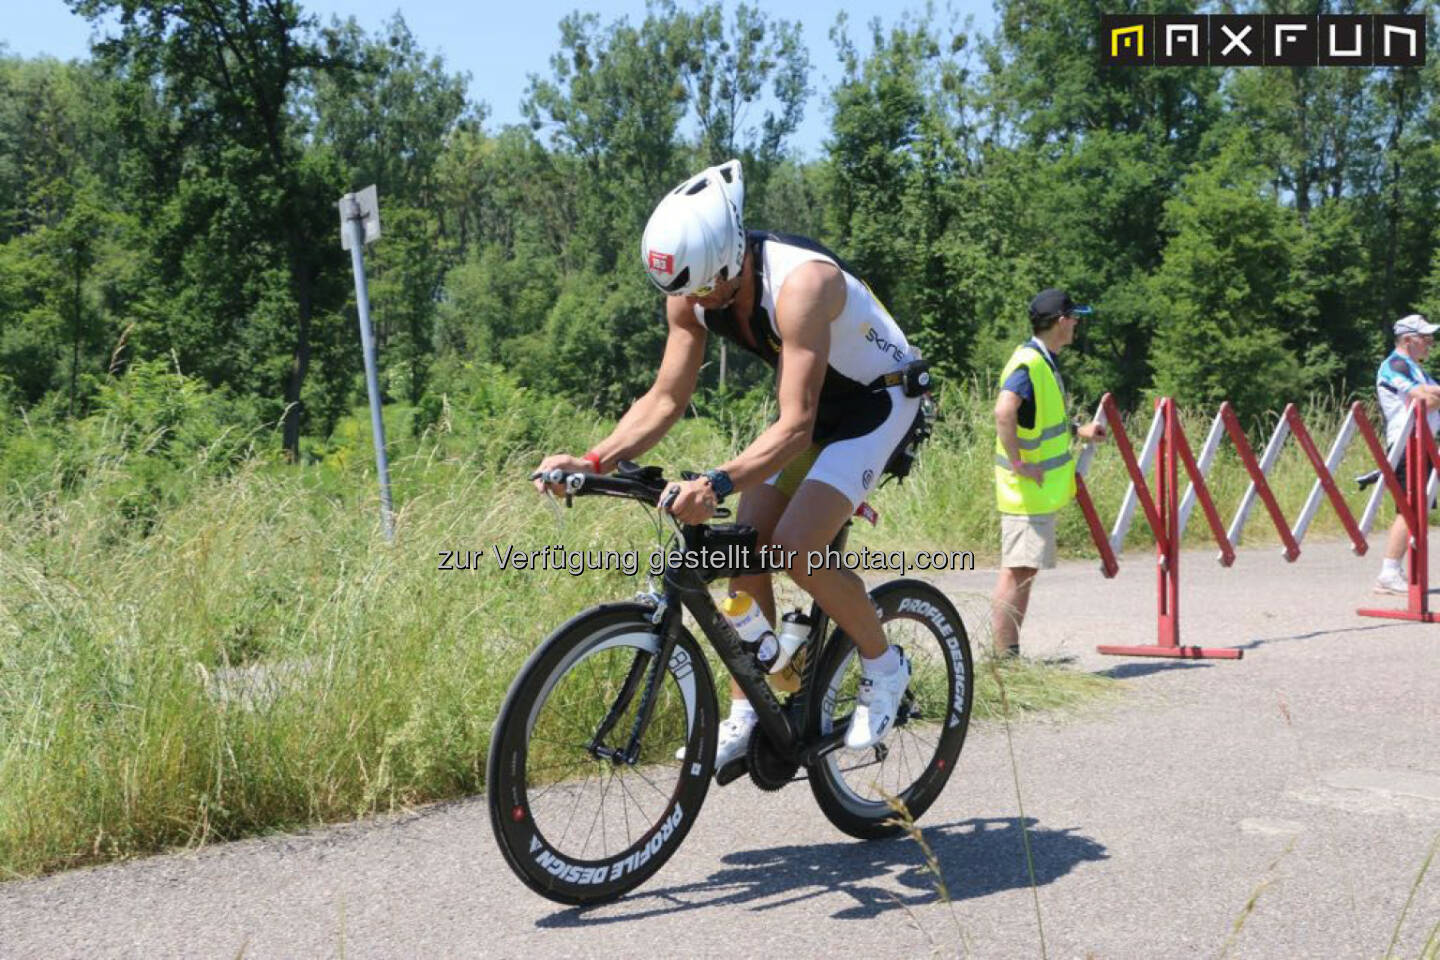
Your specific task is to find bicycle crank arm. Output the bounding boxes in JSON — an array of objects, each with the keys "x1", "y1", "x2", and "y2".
[{"x1": 797, "y1": 726, "x2": 850, "y2": 766}]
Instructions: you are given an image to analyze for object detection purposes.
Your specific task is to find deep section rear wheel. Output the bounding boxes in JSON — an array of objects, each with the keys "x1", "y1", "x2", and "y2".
[
  {"x1": 487, "y1": 603, "x2": 718, "y2": 904},
  {"x1": 805, "y1": 579, "x2": 973, "y2": 839}
]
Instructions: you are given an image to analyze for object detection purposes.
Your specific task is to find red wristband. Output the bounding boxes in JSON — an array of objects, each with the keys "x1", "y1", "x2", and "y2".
[{"x1": 582, "y1": 451, "x2": 603, "y2": 473}]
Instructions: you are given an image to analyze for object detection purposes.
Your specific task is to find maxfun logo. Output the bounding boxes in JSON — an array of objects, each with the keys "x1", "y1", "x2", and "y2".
[
  {"x1": 1101, "y1": 14, "x2": 1425, "y2": 66},
  {"x1": 860, "y1": 323, "x2": 907, "y2": 363}
]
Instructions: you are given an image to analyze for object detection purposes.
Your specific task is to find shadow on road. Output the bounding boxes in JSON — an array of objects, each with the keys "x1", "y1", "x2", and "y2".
[
  {"x1": 1092, "y1": 621, "x2": 1413, "y2": 672},
  {"x1": 536, "y1": 815, "x2": 1107, "y2": 927},
  {"x1": 1093, "y1": 661, "x2": 1215, "y2": 679},
  {"x1": 1237, "y1": 621, "x2": 1406, "y2": 651}
]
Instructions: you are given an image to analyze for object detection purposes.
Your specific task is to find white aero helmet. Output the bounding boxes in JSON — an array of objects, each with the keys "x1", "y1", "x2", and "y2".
[{"x1": 641, "y1": 159, "x2": 746, "y2": 297}]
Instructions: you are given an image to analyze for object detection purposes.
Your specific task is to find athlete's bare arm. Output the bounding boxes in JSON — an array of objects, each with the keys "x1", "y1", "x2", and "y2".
[
  {"x1": 714, "y1": 260, "x2": 846, "y2": 491},
  {"x1": 533, "y1": 299, "x2": 705, "y2": 488},
  {"x1": 586, "y1": 299, "x2": 707, "y2": 470}
]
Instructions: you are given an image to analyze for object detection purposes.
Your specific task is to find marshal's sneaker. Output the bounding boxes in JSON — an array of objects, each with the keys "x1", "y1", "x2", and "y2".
[
  {"x1": 676, "y1": 715, "x2": 755, "y2": 773},
  {"x1": 845, "y1": 649, "x2": 911, "y2": 751},
  {"x1": 1375, "y1": 570, "x2": 1409, "y2": 595}
]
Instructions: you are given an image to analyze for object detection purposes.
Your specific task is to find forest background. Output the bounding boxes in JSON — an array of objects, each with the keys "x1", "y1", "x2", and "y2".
[{"x1": 4, "y1": 0, "x2": 1440, "y2": 459}]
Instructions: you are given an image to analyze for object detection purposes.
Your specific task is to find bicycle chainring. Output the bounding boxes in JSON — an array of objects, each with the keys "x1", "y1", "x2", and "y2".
[{"x1": 747, "y1": 727, "x2": 800, "y2": 791}]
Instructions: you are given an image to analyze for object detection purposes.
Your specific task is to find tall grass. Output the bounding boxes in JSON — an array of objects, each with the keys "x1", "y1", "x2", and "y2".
[{"x1": 0, "y1": 373, "x2": 1384, "y2": 878}]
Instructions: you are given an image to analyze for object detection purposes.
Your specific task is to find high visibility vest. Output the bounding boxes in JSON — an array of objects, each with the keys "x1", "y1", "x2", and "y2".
[{"x1": 994, "y1": 343, "x2": 1075, "y2": 515}]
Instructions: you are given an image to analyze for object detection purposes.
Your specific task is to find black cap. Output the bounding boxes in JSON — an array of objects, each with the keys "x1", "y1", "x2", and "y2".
[{"x1": 1029, "y1": 288, "x2": 1093, "y2": 324}]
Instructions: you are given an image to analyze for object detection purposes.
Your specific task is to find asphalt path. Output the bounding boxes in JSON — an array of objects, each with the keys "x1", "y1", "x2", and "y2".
[{"x1": 3, "y1": 539, "x2": 1439, "y2": 959}]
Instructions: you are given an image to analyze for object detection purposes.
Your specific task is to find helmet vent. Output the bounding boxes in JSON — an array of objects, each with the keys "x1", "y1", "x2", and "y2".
[{"x1": 684, "y1": 178, "x2": 709, "y2": 196}]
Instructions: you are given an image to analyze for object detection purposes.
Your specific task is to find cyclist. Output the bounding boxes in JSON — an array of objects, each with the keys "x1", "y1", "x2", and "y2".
[{"x1": 534, "y1": 159, "x2": 925, "y2": 773}]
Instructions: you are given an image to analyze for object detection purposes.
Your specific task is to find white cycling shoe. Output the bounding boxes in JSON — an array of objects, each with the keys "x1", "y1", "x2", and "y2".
[
  {"x1": 676, "y1": 715, "x2": 755, "y2": 772},
  {"x1": 845, "y1": 648, "x2": 911, "y2": 751}
]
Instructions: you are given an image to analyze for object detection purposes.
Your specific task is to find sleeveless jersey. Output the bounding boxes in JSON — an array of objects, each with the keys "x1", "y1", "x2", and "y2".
[{"x1": 695, "y1": 232, "x2": 914, "y2": 443}]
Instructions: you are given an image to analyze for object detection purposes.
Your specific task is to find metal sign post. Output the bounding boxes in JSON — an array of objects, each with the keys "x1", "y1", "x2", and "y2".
[{"x1": 338, "y1": 185, "x2": 394, "y2": 542}]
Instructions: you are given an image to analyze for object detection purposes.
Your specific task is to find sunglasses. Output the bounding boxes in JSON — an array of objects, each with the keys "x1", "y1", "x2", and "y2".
[{"x1": 687, "y1": 266, "x2": 734, "y2": 300}]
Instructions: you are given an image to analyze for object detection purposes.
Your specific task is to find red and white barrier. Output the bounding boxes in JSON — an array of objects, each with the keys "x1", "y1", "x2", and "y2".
[{"x1": 1072, "y1": 394, "x2": 1435, "y2": 658}]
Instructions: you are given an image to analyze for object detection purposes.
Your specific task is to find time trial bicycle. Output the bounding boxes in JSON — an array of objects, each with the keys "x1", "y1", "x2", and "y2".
[{"x1": 487, "y1": 461, "x2": 973, "y2": 904}]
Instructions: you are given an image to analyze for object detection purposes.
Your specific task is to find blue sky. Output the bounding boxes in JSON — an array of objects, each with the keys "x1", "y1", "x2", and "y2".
[{"x1": 3, "y1": 0, "x2": 995, "y2": 157}]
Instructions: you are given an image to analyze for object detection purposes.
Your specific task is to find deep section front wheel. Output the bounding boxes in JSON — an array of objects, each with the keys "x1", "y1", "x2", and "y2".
[
  {"x1": 487, "y1": 602, "x2": 718, "y2": 904},
  {"x1": 806, "y1": 579, "x2": 973, "y2": 839}
]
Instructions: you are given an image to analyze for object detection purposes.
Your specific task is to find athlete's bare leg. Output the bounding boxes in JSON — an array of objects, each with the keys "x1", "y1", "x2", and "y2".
[
  {"x1": 771, "y1": 480, "x2": 886, "y2": 658},
  {"x1": 726, "y1": 484, "x2": 790, "y2": 702}
]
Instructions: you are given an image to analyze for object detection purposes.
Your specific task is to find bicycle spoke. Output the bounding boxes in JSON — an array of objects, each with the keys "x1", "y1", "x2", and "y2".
[
  {"x1": 628, "y1": 762, "x2": 677, "y2": 803},
  {"x1": 616, "y1": 770, "x2": 638, "y2": 846},
  {"x1": 527, "y1": 776, "x2": 575, "y2": 807},
  {"x1": 579, "y1": 765, "x2": 615, "y2": 859},
  {"x1": 555, "y1": 765, "x2": 593, "y2": 849},
  {"x1": 524, "y1": 759, "x2": 597, "y2": 780}
]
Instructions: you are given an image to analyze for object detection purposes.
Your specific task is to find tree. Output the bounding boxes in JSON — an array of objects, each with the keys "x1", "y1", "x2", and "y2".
[
  {"x1": 1149, "y1": 136, "x2": 1325, "y2": 415},
  {"x1": 69, "y1": 0, "x2": 355, "y2": 458},
  {"x1": 523, "y1": 8, "x2": 690, "y2": 274},
  {"x1": 311, "y1": 14, "x2": 474, "y2": 208}
]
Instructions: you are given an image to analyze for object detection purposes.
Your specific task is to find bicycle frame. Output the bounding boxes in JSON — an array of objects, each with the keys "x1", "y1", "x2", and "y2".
[{"x1": 593, "y1": 521, "x2": 853, "y2": 769}]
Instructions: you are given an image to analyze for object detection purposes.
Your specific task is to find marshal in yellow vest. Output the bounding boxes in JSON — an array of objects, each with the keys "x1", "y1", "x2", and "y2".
[{"x1": 994, "y1": 344, "x2": 1075, "y2": 514}]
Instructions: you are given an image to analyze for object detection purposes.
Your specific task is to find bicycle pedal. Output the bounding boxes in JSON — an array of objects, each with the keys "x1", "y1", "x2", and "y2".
[{"x1": 715, "y1": 757, "x2": 749, "y2": 786}]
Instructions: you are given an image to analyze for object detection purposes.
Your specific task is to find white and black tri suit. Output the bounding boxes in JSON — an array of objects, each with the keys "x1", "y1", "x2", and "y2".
[{"x1": 693, "y1": 231, "x2": 923, "y2": 506}]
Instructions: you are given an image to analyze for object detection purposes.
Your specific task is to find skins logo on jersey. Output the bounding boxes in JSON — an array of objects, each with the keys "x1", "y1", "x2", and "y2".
[
  {"x1": 859, "y1": 323, "x2": 906, "y2": 363},
  {"x1": 648, "y1": 250, "x2": 675, "y2": 275}
]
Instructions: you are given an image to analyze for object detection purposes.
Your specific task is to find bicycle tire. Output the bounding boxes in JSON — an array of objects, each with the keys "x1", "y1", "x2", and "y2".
[
  {"x1": 487, "y1": 602, "x2": 719, "y2": 905},
  {"x1": 804, "y1": 579, "x2": 973, "y2": 840}
]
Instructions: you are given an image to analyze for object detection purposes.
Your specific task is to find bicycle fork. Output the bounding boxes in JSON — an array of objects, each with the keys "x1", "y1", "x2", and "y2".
[{"x1": 584, "y1": 596, "x2": 679, "y2": 767}]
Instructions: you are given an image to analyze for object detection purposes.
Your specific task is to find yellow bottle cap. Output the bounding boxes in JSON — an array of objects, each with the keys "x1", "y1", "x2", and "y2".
[{"x1": 719, "y1": 591, "x2": 753, "y2": 618}]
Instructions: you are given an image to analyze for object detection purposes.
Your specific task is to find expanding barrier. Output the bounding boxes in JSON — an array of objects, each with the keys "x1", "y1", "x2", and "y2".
[{"x1": 1071, "y1": 395, "x2": 1440, "y2": 658}]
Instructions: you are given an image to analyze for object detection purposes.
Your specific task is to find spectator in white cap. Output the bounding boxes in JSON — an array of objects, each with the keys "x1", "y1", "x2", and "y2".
[{"x1": 1372, "y1": 312, "x2": 1440, "y2": 594}]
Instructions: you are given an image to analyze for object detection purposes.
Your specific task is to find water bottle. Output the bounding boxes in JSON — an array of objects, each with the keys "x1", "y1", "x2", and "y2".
[
  {"x1": 769, "y1": 610, "x2": 813, "y2": 693},
  {"x1": 719, "y1": 591, "x2": 779, "y2": 670}
]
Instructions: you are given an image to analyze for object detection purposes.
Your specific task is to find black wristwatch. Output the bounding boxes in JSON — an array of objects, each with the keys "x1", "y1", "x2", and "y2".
[{"x1": 703, "y1": 468, "x2": 734, "y2": 501}]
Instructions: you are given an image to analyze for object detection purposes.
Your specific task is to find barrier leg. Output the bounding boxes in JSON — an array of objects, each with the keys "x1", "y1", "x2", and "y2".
[
  {"x1": 1098, "y1": 398, "x2": 1243, "y2": 658},
  {"x1": 1358, "y1": 401, "x2": 1437, "y2": 623}
]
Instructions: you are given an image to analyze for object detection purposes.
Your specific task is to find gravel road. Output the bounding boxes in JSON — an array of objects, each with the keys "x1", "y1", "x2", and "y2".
[{"x1": 3, "y1": 539, "x2": 1438, "y2": 959}]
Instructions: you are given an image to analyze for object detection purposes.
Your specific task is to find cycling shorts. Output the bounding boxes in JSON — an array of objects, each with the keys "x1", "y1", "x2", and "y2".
[{"x1": 764, "y1": 386, "x2": 921, "y2": 508}]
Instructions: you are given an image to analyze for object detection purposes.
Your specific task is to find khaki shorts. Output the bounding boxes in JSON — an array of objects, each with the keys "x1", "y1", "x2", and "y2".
[{"x1": 1000, "y1": 512, "x2": 1058, "y2": 570}]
